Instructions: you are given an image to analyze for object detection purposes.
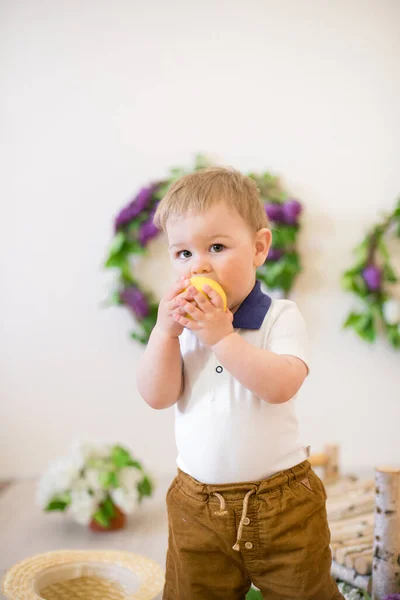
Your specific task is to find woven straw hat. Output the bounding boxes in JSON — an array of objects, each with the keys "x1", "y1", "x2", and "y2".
[{"x1": 2, "y1": 549, "x2": 164, "y2": 600}]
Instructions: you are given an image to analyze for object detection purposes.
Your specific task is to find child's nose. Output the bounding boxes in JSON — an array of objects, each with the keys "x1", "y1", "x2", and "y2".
[{"x1": 191, "y1": 257, "x2": 212, "y2": 275}]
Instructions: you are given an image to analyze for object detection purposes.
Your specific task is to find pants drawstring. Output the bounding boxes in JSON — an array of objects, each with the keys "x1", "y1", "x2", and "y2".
[
  {"x1": 213, "y1": 492, "x2": 228, "y2": 516},
  {"x1": 212, "y1": 489, "x2": 256, "y2": 551},
  {"x1": 232, "y1": 489, "x2": 255, "y2": 551}
]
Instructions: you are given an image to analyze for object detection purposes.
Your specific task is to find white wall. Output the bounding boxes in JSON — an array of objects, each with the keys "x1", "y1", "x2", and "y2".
[{"x1": 1, "y1": 0, "x2": 400, "y2": 480}]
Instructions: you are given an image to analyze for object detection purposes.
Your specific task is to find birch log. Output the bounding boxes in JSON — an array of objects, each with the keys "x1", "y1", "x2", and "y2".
[
  {"x1": 372, "y1": 467, "x2": 400, "y2": 599},
  {"x1": 309, "y1": 444, "x2": 339, "y2": 483},
  {"x1": 330, "y1": 561, "x2": 371, "y2": 592},
  {"x1": 346, "y1": 548, "x2": 373, "y2": 574}
]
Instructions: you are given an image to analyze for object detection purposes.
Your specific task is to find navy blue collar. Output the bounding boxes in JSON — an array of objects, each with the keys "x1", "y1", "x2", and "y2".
[{"x1": 232, "y1": 280, "x2": 272, "y2": 330}]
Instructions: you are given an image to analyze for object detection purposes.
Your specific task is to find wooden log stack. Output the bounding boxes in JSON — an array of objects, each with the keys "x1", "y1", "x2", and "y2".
[
  {"x1": 326, "y1": 476, "x2": 374, "y2": 593},
  {"x1": 309, "y1": 447, "x2": 400, "y2": 598}
]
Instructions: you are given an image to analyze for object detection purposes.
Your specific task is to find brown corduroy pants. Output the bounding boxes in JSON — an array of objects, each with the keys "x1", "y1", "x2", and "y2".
[{"x1": 163, "y1": 460, "x2": 345, "y2": 600}]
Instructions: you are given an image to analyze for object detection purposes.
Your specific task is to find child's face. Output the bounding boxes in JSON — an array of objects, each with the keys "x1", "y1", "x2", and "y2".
[{"x1": 166, "y1": 202, "x2": 271, "y2": 311}]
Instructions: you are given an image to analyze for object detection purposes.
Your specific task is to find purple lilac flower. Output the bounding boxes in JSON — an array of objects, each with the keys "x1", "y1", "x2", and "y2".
[
  {"x1": 137, "y1": 202, "x2": 160, "y2": 246},
  {"x1": 114, "y1": 183, "x2": 159, "y2": 231},
  {"x1": 139, "y1": 219, "x2": 159, "y2": 246},
  {"x1": 266, "y1": 248, "x2": 284, "y2": 262},
  {"x1": 282, "y1": 199, "x2": 302, "y2": 225},
  {"x1": 383, "y1": 596, "x2": 400, "y2": 600},
  {"x1": 362, "y1": 264, "x2": 381, "y2": 292},
  {"x1": 265, "y1": 203, "x2": 284, "y2": 223},
  {"x1": 120, "y1": 286, "x2": 149, "y2": 319}
]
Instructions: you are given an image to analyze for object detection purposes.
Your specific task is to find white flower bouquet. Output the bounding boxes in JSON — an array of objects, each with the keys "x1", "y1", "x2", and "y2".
[{"x1": 36, "y1": 441, "x2": 153, "y2": 529}]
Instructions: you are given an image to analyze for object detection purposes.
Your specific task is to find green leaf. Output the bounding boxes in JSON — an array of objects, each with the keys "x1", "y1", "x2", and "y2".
[
  {"x1": 120, "y1": 259, "x2": 135, "y2": 284},
  {"x1": 127, "y1": 240, "x2": 147, "y2": 255},
  {"x1": 169, "y1": 166, "x2": 186, "y2": 178},
  {"x1": 341, "y1": 272, "x2": 355, "y2": 291},
  {"x1": 351, "y1": 239, "x2": 369, "y2": 270},
  {"x1": 111, "y1": 445, "x2": 136, "y2": 468},
  {"x1": 265, "y1": 260, "x2": 287, "y2": 279},
  {"x1": 126, "y1": 459, "x2": 143, "y2": 470},
  {"x1": 153, "y1": 182, "x2": 171, "y2": 200},
  {"x1": 354, "y1": 313, "x2": 376, "y2": 342},
  {"x1": 387, "y1": 325, "x2": 400, "y2": 348},
  {"x1": 108, "y1": 231, "x2": 126, "y2": 257},
  {"x1": 245, "y1": 588, "x2": 263, "y2": 600},
  {"x1": 283, "y1": 252, "x2": 301, "y2": 269},
  {"x1": 382, "y1": 262, "x2": 398, "y2": 283},
  {"x1": 92, "y1": 506, "x2": 111, "y2": 528},
  {"x1": 271, "y1": 226, "x2": 298, "y2": 249},
  {"x1": 107, "y1": 291, "x2": 123, "y2": 306},
  {"x1": 343, "y1": 273, "x2": 368, "y2": 297},
  {"x1": 109, "y1": 471, "x2": 119, "y2": 487},
  {"x1": 141, "y1": 315, "x2": 157, "y2": 335},
  {"x1": 343, "y1": 312, "x2": 364, "y2": 329},
  {"x1": 138, "y1": 475, "x2": 153, "y2": 499},
  {"x1": 45, "y1": 500, "x2": 69, "y2": 512},
  {"x1": 99, "y1": 470, "x2": 113, "y2": 489},
  {"x1": 194, "y1": 154, "x2": 211, "y2": 170},
  {"x1": 131, "y1": 331, "x2": 149, "y2": 345},
  {"x1": 102, "y1": 496, "x2": 116, "y2": 519},
  {"x1": 45, "y1": 491, "x2": 71, "y2": 511},
  {"x1": 105, "y1": 253, "x2": 125, "y2": 269},
  {"x1": 377, "y1": 237, "x2": 390, "y2": 260},
  {"x1": 127, "y1": 220, "x2": 141, "y2": 234},
  {"x1": 343, "y1": 310, "x2": 377, "y2": 343},
  {"x1": 104, "y1": 232, "x2": 147, "y2": 271},
  {"x1": 353, "y1": 274, "x2": 368, "y2": 296}
]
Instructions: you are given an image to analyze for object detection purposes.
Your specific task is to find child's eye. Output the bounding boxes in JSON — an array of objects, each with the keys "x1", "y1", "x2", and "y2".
[
  {"x1": 210, "y1": 244, "x2": 225, "y2": 253},
  {"x1": 177, "y1": 250, "x2": 192, "y2": 259}
]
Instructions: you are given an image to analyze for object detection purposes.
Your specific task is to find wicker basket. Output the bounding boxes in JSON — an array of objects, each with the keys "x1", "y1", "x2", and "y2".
[{"x1": 2, "y1": 550, "x2": 164, "y2": 600}]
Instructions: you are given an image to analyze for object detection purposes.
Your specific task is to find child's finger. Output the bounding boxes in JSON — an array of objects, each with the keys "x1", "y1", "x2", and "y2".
[
  {"x1": 168, "y1": 289, "x2": 198, "y2": 313},
  {"x1": 164, "y1": 278, "x2": 191, "y2": 301},
  {"x1": 202, "y1": 284, "x2": 224, "y2": 309},
  {"x1": 178, "y1": 299, "x2": 204, "y2": 321},
  {"x1": 192, "y1": 289, "x2": 213, "y2": 312},
  {"x1": 172, "y1": 312, "x2": 200, "y2": 330}
]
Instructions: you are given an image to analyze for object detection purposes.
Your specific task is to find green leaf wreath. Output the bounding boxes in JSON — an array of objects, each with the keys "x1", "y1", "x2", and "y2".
[
  {"x1": 342, "y1": 197, "x2": 400, "y2": 349},
  {"x1": 104, "y1": 155, "x2": 304, "y2": 345}
]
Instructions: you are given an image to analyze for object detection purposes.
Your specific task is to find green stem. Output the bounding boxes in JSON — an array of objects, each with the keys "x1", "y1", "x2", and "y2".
[{"x1": 367, "y1": 211, "x2": 398, "y2": 263}]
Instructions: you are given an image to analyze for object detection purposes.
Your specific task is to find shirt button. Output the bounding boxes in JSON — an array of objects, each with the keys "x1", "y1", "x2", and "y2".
[
  {"x1": 243, "y1": 517, "x2": 250, "y2": 525},
  {"x1": 245, "y1": 542, "x2": 253, "y2": 549},
  {"x1": 216, "y1": 366, "x2": 223, "y2": 373}
]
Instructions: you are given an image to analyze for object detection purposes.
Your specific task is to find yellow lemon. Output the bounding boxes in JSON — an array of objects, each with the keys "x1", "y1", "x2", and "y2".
[{"x1": 186, "y1": 276, "x2": 227, "y2": 311}]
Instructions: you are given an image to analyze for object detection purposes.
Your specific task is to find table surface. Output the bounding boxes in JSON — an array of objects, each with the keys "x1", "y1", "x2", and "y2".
[{"x1": 0, "y1": 475, "x2": 173, "y2": 600}]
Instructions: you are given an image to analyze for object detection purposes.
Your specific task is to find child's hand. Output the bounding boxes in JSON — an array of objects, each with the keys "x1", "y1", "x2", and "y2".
[
  {"x1": 156, "y1": 277, "x2": 195, "y2": 338},
  {"x1": 173, "y1": 283, "x2": 234, "y2": 347}
]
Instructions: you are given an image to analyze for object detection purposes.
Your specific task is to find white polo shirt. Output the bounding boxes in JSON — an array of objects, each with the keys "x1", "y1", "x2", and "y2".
[{"x1": 175, "y1": 281, "x2": 309, "y2": 484}]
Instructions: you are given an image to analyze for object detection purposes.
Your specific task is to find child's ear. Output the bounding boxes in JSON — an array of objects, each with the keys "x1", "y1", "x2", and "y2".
[{"x1": 254, "y1": 228, "x2": 272, "y2": 267}]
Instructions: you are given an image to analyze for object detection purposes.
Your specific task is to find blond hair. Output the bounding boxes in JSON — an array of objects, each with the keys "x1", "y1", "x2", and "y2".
[{"x1": 153, "y1": 167, "x2": 269, "y2": 232}]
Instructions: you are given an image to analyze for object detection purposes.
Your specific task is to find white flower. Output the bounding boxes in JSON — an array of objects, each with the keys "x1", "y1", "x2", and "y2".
[
  {"x1": 36, "y1": 475, "x2": 57, "y2": 509},
  {"x1": 84, "y1": 468, "x2": 104, "y2": 492},
  {"x1": 69, "y1": 490, "x2": 98, "y2": 526},
  {"x1": 36, "y1": 457, "x2": 81, "y2": 508},
  {"x1": 118, "y1": 467, "x2": 142, "y2": 493},
  {"x1": 36, "y1": 441, "x2": 149, "y2": 526},
  {"x1": 382, "y1": 298, "x2": 400, "y2": 325},
  {"x1": 110, "y1": 487, "x2": 138, "y2": 515},
  {"x1": 69, "y1": 440, "x2": 111, "y2": 467}
]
